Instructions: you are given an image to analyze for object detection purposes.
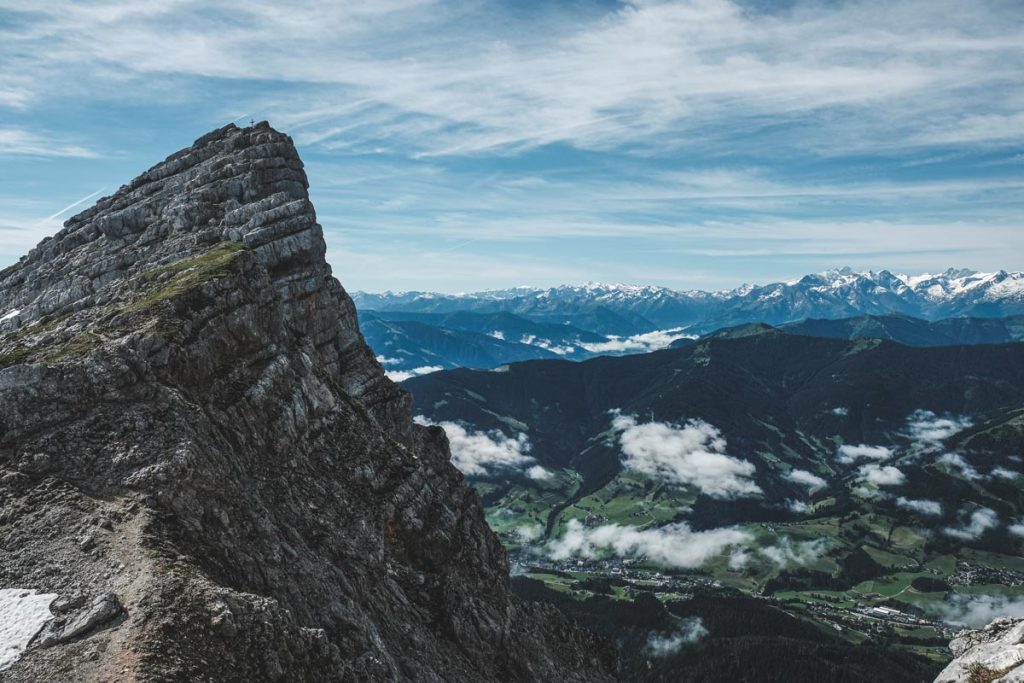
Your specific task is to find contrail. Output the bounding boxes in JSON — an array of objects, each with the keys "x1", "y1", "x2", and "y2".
[
  {"x1": 439, "y1": 238, "x2": 482, "y2": 252},
  {"x1": 41, "y1": 187, "x2": 106, "y2": 224}
]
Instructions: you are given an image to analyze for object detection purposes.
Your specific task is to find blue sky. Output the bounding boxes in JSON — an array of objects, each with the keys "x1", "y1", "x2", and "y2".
[{"x1": 1, "y1": 0, "x2": 1022, "y2": 292}]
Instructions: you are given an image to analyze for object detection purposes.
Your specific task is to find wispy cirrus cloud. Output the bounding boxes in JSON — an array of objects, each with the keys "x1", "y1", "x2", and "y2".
[
  {"x1": 0, "y1": 128, "x2": 99, "y2": 158},
  {"x1": 2, "y1": 1, "x2": 1023, "y2": 290},
  {"x1": 4, "y1": 0, "x2": 1023, "y2": 157}
]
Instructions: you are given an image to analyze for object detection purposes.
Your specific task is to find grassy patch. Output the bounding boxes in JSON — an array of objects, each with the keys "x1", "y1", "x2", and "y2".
[
  {"x1": 482, "y1": 409, "x2": 529, "y2": 432},
  {"x1": 44, "y1": 331, "x2": 105, "y2": 363},
  {"x1": 9, "y1": 311, "x2": 72, "y2": 341},
  {"x1": 124, "y1": 241, "x2": 244, "y2": 313},
  {"x1": 863, "y1": 544, "x2": 919, "y2": 570},
  {"x1": 0, "y1": 345, "x2": 30, "y2": 367},
  {"x1": 560, "y1": 470, "x2": 695, "y2": 529},
  {"x1": 967, "y1": 660, "x2": 1024, "y2": 683}
]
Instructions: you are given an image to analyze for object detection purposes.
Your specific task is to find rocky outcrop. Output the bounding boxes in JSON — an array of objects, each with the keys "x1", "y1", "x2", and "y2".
[
  {"x1": 935, "y1": 618, "x2": 1024, "y2": 683},
  {"x1": 0, "y1": 122, "x2": 616, "y2": 682}
]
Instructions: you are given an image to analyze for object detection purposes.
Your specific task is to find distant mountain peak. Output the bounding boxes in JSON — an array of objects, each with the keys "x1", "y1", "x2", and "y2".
[{"x1": 353, "y1": 267, "x2": 1024, "y2": 335}]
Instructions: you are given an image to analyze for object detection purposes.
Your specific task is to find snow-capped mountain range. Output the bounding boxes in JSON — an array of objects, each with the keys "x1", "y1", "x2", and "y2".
[{"x1": 353, "y1": 268, "x2": 1024, "y2": 335}]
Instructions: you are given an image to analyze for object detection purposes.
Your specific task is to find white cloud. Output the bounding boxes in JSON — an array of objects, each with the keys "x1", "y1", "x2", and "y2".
[
  {"x1": 937, "y1": 452, "x2": 981, "y2": 480},
  {"x1": 896, "y1": 497, "x2": 942, "y2": 516},
  {"x1": 1009, "y1": 522, "x2": 1024, "y2": 539},
  {"x1": 858, "y1": 463, "x2": 906, "y2": 487},
  {"x1": 990, "y1": 467, "x2": 1019, "y2": 480},
  {"x1": 3, "y1": 1, "x2": 1024, "y2": 294},
  {"x1": 906, "y1": 410, "x2": 972, "y2": 446},
  {"x1": 0, "y1": 127, "x2": 99, "y2": 158},
  {"x1": 488, "y1": 330, "x2": 505, "y2": 340},
  {"x1": 943, "y1": 507, "x2": 998, "y2": 540},
  {"x1": 514, "y1": 525, "x2": 544, "y2": 543},
  {"x1": 4, "y1": 2, "x2": 1023, "y2": 294},
  {"x1": 831, "y1": 407, "x2": 849, "y2": 416},
  {"x1": 729, "y1": 537, "x2": 827, "y2": 569},
  {"x1": 785, "y1": 499, "x2": 809, "y2": 514},
  {"x1": 646, "y1": 617, "x2": 708, "y2": 656},
  {"x1": 785, "y1": 469, "x2": 827, "y2": 490},
  {"x1": 520, "y1": 335, "x2": 576, "y2": 355},
  {"x1": 413, "y1": 416, "x2": 535, "y2": 477},
  {"x1": 0, "y1": 589, "x2": 57, "y2": 671},
  {"x1": 385, "y1": 365, "x2": 443, "y2": 382},
  {"x1": 938, "y1": 595, "x2": 1024, "y2": 628},
  {"x1": 547, "y1": 519, "x2": 822, "y2": 573},
  {"x1": 547, "y1": 519, "x2": 751, "y2": 569},
  {"x1": 13, "y1": 0, "x2": 1018, "y2": 159},
  {"x1": 612, "y1": 413, "x2": 760, "y2": 498},
  {"x1": 375, "y1": 354, "x2": 402, "y2": 366},
  {"x1": 758, "y1": 537, "x2": 828, "y2": 569},
  {"x1": 837, "y1": 444, "x2": 892, "y2": 464},
  {"x1": 728, "y1": 548, "x2": 752, "y2": 571},
  {"x1": 915, "y1": 112, "x2": 1024, "y2": 146},
  {"x1": 579, "y1": 328, "x2": 693, "y2": 354},
  {"x1": 852, "y1": 485, "x2": 884, "y2": 500},
  {"x1": 526, "y1": 465, "x2": 554, "y2": 481}
]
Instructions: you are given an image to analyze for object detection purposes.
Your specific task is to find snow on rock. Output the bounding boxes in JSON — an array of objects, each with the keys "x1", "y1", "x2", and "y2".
[
  {"x1": 0, "y1": 588, "x2": 57, "y2": 671},
  {"x1": 935, "y1": 617, "x2": 1024, "y2": 683},
  {"x1": 0, "y1": 309, "x2": 20, "y2": 322}
]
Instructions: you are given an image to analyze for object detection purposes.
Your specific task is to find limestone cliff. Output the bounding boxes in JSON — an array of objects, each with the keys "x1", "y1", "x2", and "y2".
[
  {"x1": 935, "y1": 618, "x2": 1024, "y2": 683},
  {"x1": 0, "y1": 122, "x2": 615, "y2": 681}
]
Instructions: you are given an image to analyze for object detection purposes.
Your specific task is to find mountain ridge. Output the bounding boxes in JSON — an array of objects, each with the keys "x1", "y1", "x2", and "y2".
[
  {"x1": 0, "y1": 123, "x2": 614, "y2": 681},
  {"x1": 354, "y1": 267, "x2": 1024, "y2": 334}
]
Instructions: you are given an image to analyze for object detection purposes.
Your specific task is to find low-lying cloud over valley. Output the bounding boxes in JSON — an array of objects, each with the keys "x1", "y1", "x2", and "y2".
[
  {"x1": 611, "y1": 412, "x2": 761, "y2": 498},
  {"x1": 414, "y1": 417, "x2": 536, "y2": 478},
  {"x1": 547, "y1": 519, "x2": 751, "y2": 569}
]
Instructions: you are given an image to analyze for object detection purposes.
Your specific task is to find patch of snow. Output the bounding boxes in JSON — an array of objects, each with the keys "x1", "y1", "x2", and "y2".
[
  {"x1": 0, "y1": 309, "x2": 20, "y2": 323},
  {"x1": 0, "y1": 589, "x2": 57, "y2": 671},
  {"x1": 985, "y1": 275, "x2": 1024, "y2": 300}
]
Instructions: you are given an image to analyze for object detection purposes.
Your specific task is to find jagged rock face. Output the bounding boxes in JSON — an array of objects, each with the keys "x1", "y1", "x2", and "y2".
[
  {"x1": 0, "y1": 123, "x2": 615, "y2": 682},
  {"x1": 935, "y1": 618, "x2": 1024, "y2": 683}
]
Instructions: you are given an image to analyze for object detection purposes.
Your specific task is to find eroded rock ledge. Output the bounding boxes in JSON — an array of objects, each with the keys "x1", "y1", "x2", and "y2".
[
  {"x1": 935, "y1": 618, "x2": 1024, "y2": 683},
  {"x1": 0, "y1": 122, "x2": 616, "y2": 682}
]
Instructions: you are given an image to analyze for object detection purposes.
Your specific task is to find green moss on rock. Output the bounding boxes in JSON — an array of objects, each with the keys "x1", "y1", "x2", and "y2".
[
  {"x1": 44, "y1": 331, "x2": 105, "y2": 363},
  {"x1": 125, "y1": 241, "x2": 244, "y2": 313},
  {"x1": 0, "y1": 345, "x2": 31, "y2": 368}
]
